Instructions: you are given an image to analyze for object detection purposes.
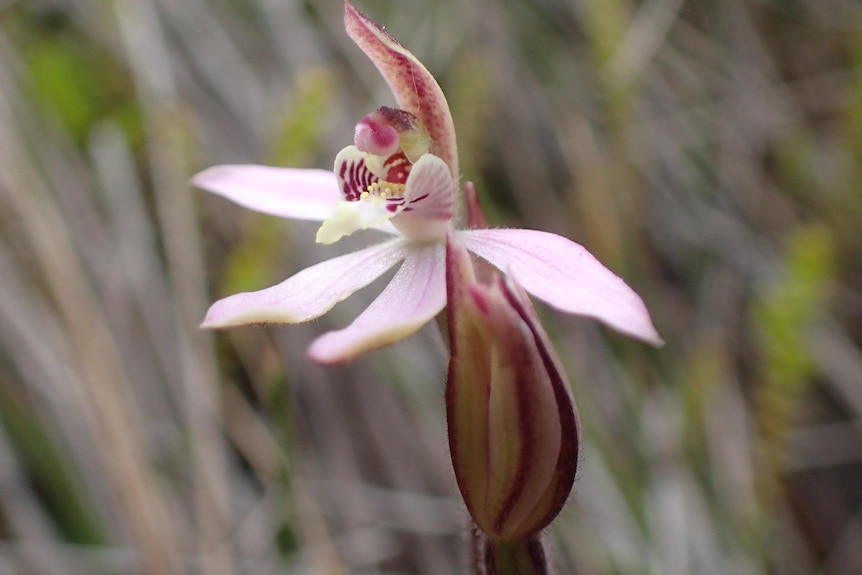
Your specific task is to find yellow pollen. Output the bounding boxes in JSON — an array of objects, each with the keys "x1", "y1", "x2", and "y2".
[{"x1": 361, "y1": 180, "x2": 406, "y2": 200}]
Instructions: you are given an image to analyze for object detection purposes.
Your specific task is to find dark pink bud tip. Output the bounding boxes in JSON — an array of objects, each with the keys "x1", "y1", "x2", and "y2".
[
  {"x1": 467, "y1": 284, "x2": 492, "y2": 316},
  {"x1": 464, "y1": 182, "x2": 489, "y2": 230},
  {"x1": 354, "y1": 115, "x2": 400, "y2": 156}
]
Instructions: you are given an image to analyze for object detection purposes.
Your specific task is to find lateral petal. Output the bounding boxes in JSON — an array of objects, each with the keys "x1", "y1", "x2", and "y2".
[
  {"x1": 308, "y1": 242, "x2": 446, "y2": 363},
  {"x1": 192, "y1": 164, "x2": 340, "y2": 222},
  {"x1": 201, "y1": 239, "x2": 407, "y2": 328},
  {"x1": 458, "y1": 229, "x2": 663, "y2": 345},
  {"x1": 391, "y1": 154, "x2": 455, "y2": 242},
  {"x1": 402, "y1": 154, "x2": 455, "y2": 220}
]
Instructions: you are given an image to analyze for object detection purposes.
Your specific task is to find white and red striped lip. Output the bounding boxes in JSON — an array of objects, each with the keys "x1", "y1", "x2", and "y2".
[{"x1": 319, "y1": 145, "x2": 454, "y2": 244}]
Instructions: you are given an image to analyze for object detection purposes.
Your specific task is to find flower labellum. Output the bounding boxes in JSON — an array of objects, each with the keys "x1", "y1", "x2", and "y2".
[
  {"x1": 446, "y1": 234, "x2": 580, "y2": 541},
  {"x1": 318, "y1": 106, "x2": 452, "y2": 245}
]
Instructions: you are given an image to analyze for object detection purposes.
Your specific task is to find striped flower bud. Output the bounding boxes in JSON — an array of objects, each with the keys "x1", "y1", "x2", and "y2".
[{"x1": 445, "y1": 234, "x2": 580, "y2": 542}]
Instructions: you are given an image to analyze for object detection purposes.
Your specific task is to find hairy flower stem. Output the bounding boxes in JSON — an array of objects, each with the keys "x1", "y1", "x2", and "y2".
[{"x1": 472, "y1": 526, "x2": 554, "y2": 575}]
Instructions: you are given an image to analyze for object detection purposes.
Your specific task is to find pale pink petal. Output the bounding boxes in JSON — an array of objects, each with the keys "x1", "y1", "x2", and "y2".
[
  {"x1": 308, "y1": 242, "x2": 447, "y2": 363},
  {"x1": 192, "y1": 164, "x2": 340, "y2": 221},
  {"x1": 344, "y1": 2, "x2": 459, "y2": 180},
  {"x1": 402, "y1": 154, "x2": 455, "y2": 220},
  {"x1": 458, "y1": 229, "x2": 663, "y2": 345},
  {"x1": 193, "y1": 163, "x2": 398, "y2": 234},
  {"x1": 390, "y1": 154, "x2": 455, "y2": 242},
  {"x1": 201, "y1": 239, "x2": 407, "y2": 328}
]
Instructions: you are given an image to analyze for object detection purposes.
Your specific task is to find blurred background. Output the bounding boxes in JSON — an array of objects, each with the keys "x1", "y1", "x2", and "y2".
[{"x1": 1, "y1": 0, "x2": 861, "y2": 573}]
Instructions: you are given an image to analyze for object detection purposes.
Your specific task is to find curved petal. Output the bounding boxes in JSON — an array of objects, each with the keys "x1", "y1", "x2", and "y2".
[
  {"x1": 201, "y1": 239, "x2": 407, "y2": 328},
  {"x1": 308, "y1": 242, "x2": 447, "y2": 363},
  {"x1": 402, "y1": 154, "x2": 455, "y2": 220},
  {"x1": 344, "y1": 2, "x2": 458, "y2": 179},
  {"x1": 390, "y1": 154, "x2": 455, "y2": 242},
  {"x1": 458, "y1": 229, "x2": 663, "y2": 345},
  {"x1": 316, "y1": 197, "x2": 399, "y2": 245},
  {"x1": 192, "y1": 164, "x2": 340, "y2": 221}
]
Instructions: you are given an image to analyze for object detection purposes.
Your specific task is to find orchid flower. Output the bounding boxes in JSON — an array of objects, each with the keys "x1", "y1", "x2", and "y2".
[{"x1": 193, "y1": 1, "x2": 661, "y2": 364}]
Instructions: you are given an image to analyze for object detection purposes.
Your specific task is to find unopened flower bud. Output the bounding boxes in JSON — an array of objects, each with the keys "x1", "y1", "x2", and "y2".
[{"x1": 446, "y1": 234, "x2": 580, "y2": 542}]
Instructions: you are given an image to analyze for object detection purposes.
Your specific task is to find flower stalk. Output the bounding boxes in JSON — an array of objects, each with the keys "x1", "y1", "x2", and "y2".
[{"x1": 473, "y1": 528, "x2": 554, "y2": 575}]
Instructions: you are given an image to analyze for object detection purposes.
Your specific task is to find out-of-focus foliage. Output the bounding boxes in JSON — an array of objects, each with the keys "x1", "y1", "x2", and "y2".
[
  {"x1": 0, "y1": 1, "x2": 860, "y2": 574},
  {"x1": 754, "y1": 224, "x2": 835, "y2": 511}
]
